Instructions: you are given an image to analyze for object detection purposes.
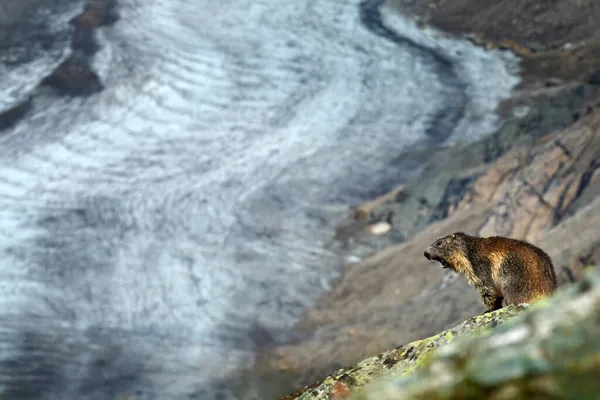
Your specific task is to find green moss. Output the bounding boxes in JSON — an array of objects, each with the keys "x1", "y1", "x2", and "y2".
[
  {"x1": 283, "y1": 269, "x2": 599, "y2": 400},
  {"x1": 351, "y1": 268, "x2": 600, "y2": 400},
  {"x1": 282, "y1": 305, "x2": 525, "y2": 399}
]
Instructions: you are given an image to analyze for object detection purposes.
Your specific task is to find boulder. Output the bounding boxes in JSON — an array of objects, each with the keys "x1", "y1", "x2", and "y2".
[
  {"x1": 41, "y1": 54, "x2": 104, "y2": 95},
  {"x1": 354, "y1": 266, "x2": 600, "y2": 399},
  {"x1": 0, "y1": 96, "x2": 32, "y2": 131},
  {"x1": 283, "y1": 266, "x2": 600, "y2": 399},
  {"x1": 282, "y1": 306, "x2": 525, "y2": 400}
]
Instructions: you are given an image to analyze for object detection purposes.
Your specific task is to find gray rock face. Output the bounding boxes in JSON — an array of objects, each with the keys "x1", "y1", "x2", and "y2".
[{"x1": 374, "y1": 81, "x2": 600, "y2": 244}]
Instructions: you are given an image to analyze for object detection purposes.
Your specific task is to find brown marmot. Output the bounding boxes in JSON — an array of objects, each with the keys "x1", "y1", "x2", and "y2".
[{"x1": 424, "y1": 232, "x2": 557, "y2": 313}]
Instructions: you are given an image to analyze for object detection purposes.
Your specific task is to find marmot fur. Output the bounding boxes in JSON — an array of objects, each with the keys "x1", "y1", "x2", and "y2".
[{"x1": 424, "y1": 232, "x2": 557, "y2": 313}]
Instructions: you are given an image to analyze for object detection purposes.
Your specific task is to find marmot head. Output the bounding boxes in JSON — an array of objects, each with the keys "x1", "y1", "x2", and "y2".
[{"x1": 424, "y1": 232, "x2": 470, "y2": 271}]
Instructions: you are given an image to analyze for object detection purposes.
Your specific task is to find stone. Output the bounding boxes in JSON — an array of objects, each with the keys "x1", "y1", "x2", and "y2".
[
  {"x1": 353, "y1": 267, "x2": 600, "y2": 400},
  {"x1": 282, "y1": 266, "x2": 600, "y2": 399},
  {"x1": 0, "y1": 96, "x2": 32, "y2": 131},
  {"x1": 41, "y1": 54, "x2": 104, "y2": 95},
  {"x1": 70, "y1": 0, "x2": 119, "y2": 29},
  {"x1": 589, "y1": 67, "x2": 600, "y2": 86},
  {"x1": 281, "y1": 306, "x2": 527, "y2": 400},
  {"x1": 70, "y1": 0, "x2": 119, "y2": 55}
]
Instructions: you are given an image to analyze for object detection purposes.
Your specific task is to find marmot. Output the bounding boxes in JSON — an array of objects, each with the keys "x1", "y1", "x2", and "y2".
[{"x1": 424, "y1": 232, "x2": 557, "y2": 313}]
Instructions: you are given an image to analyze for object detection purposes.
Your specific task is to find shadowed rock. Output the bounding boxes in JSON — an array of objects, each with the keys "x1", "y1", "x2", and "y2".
[
  {"x1": 590, "y1": 67, "x2": 600, "y2": 86},
  {"x1": 0, "y1": 97, "x2": 32, "y2": 131},
  {"x1": 70, "y1": 0, "x2": 119, "y2": 54},
  {"x1": 41, "y1": 0, "x2": 119, "y2": 95},
  {"x1": 71, "y1": 0, "x2": 119, "y2": 28},
  {"x1": 1, "y1": 0, "x2": 119, "y2": 126},
  {"x1": 41, "y1": 54, "x2": 104, "y2": 95}
]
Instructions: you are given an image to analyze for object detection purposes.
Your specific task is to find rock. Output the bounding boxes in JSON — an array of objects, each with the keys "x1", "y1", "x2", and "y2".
[
  {"x1": 327, "y1": 210, "x2": 396, "y2": 251},
  {"x1": 70, "y1": 0, "x2": 119, "y2": 55},
  {"x1": 1, "y1": 0, "x2": 119, "y2": 131},
  {"x1": 70, "y1": 0, "x2": 119, "y2": 29},
  {"x1": 589, "y1": 67, "x2": 600, "y2": 86},
  {"x1": 365, "y1": 221, "x2": 391, "y2": 236},
  {"x1": 538, "y1": 195, "x2": 600, "y2": 282},
  {"x1": 353, "y1": 266, "x2": 600, "y2": 400},
  {"x1": 351, "y1": 185, "x2": 406, "y2": 221},
  {"x1": 70, "y1": 26, "x2": 100, "y2": 55},
  {"x1": 429, "y1": 172, "x2": 483, "y2": 222},
  {"x1": 42, "y1": 0, "x2": 120, "y2": 95},
  {"x1": 568, "y1": 247, "x2": 600, "y2": 280},
  {"x1": 0, "y1": 96, "x2": 33, "y2": 131},
  {"x1": 390, "y1": 0, "x2": 600, "y2": 88},
  {"x1": 267, "y1": 1, "x2": 600, "y2": 396},
  {"x1": 457, "y1": 105, "x2": 600, "y2": 244},
  {"x1": 283, "y1": 266, "x2": 600, "y2": 399},
  {"x1": 375, "y1": 80, "x2": 600, "y2": 248},
  {"x1": 41, "y1": 54, "x2": 104, "y2": 95},
  {"x1": 280, "y1": 305, "x2": 527, "y2": 400}
]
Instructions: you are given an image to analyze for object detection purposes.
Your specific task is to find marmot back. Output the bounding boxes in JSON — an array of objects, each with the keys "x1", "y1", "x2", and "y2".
[{"x1": 424, "y1": 232, "x2": 557, "y2": 314}]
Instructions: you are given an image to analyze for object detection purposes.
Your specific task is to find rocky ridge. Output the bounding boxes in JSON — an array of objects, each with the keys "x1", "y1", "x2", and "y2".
[
  {"x1": 281, "y1": 306, "x2": 527, "y2": 400},
  {"x1": 283, "y1": 266, "x2": 600, "y2": 400}
]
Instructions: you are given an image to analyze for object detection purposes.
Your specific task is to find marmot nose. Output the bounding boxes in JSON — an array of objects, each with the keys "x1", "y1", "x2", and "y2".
[{"x1": 424, "y1": 250, "x2": 430, "y2": 259}]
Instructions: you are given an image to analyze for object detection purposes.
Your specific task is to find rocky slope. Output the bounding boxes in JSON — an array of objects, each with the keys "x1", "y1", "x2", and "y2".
[
  {"x1": 284, "y1": 266, "x2": 600, "y2": 400},
  {"x1": 260, "y1": 57, "x2": 600, "y2": 390},
  {"x1": 250, "y1": 0, "x2": 600, "y2": 395},
  {"x1": 281, "y1": 306, "x2": 527, "y2": 400},
  {"x1": 392, "y1": 0, "x2": 600, "y2": 88}
]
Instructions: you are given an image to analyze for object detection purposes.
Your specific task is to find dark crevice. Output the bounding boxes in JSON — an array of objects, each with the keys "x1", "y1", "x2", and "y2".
[
  {"x1": 541, "y1": 162, "x2": 566, "y2": 195},
  {"x1": 430, "y1": 173, "x2": 483, "y2": 222},
  {"x1": 588, "y1": 67, "x2": 600, "y2": 85},
  {"x1": 519, "y1": 176, "x2": 554, "y2": 210},
  {"x1": 573, "y1": 160, "x2": 599, "y2": 201},
  {"x1": 559, "y1": 160, "x2": 600, "y2": 221},
  {"x1": 552, "y1": 178, "x2": 576, "y2": 224},
  {"x1": 553, "y1": 140, "x2": 572, "y2": 158}
]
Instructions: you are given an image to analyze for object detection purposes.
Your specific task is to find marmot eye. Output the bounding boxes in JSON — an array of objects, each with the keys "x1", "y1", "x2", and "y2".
[{"x1": 435, "y1": 240, "x2": 443, "y2": 246}]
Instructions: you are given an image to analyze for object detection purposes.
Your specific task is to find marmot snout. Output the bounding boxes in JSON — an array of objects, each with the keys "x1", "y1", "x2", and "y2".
[{"x1": 424, "y1": 232, "x2": 558, "y2": 314}]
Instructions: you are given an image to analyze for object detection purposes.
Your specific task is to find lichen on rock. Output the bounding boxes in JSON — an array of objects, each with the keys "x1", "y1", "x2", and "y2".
[
  {"x1": 281, "y1": 305, "x2": 526, "y2": 400},
  {"x1": 352, "y1": 266, "x2": 600, "y2": 400},
  {"x1": 283, "y1": 266, "x2": 600, "y2": 400}
]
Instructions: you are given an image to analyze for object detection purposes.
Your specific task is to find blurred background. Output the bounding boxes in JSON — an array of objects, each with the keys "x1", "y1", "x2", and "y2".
[{"x1": 1, "y1": 0, "x2": 599, "y2": 399}]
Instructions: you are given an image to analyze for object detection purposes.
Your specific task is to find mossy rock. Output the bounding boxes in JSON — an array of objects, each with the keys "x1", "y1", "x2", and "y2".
[
  {"x1": 353, "y1": 267, "x2": 600, "y2": 400},
  {"x1": 283, "y1": 267, "x2": 600, "y2": 400},
  {"x1": 281, "y1": 305, "x2": 526, "y2": 400}
]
